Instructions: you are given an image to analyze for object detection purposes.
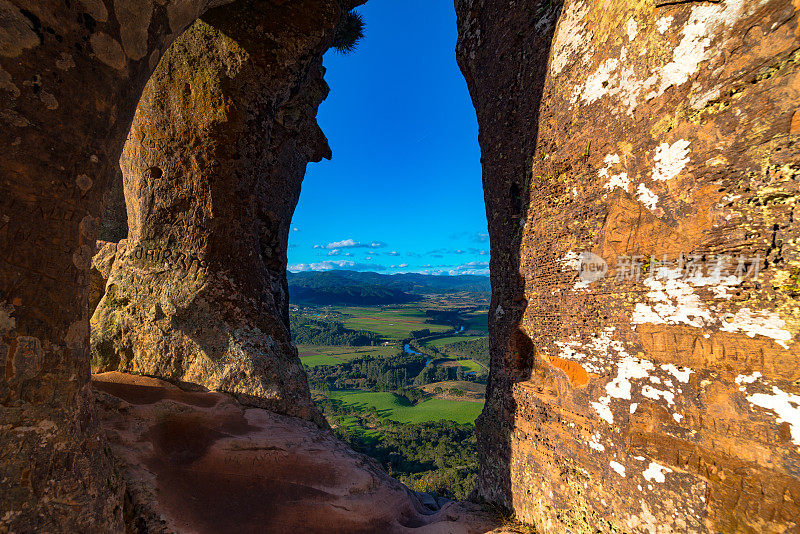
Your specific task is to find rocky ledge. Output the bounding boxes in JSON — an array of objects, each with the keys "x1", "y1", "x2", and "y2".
[{"x1": 92, "y1": 371, "x2": 522, "y2": 534}]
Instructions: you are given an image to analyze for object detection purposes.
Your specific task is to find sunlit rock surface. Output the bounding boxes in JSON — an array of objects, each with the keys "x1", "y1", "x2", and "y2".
[
  {"x1": 92, "y1": 372, "x2": 510, "y2": 534},
  {"x1": 89, "y1": 1, "x2": 343, "y2": 427},
  {"x1": 457, "y1": 0, "x2": 800, "y2": 532}
]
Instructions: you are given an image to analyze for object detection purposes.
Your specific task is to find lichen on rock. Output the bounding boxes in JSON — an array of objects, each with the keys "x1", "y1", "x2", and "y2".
[{"x1": 457, "y1": 0, "x2": 800, "y2": 531}]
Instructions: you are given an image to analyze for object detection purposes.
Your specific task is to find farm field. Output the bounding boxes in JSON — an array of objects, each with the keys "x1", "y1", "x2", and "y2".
[
  {"x1": 332, "y1": 415, "x2": 381, "y2": 441},
  {"x1": 291, "y1": 293, "x2": 489, "y2": 501},
  {"x1": 425, "y1": 335, "x2": 485, "y2": 348},
  {"x1": 328, "y1": 390, "x2": 484, "y2": 425},
  {"x1": 298, "y1": 344, "x2": 397, "y2": 368},
  {"x1": 460, "y1": 311, "x2": 488, "y2": 333},
  {"x1": 453, "y1": 359, "x2": 484, "y2": 373},
  {"x1": 334, "y1": 306, "x2": 451, "y2": 339}
]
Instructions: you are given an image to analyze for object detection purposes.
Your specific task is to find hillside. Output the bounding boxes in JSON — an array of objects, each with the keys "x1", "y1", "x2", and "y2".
[{"x1": 287, "y1": 270, "x2": 490, "y2": 305}]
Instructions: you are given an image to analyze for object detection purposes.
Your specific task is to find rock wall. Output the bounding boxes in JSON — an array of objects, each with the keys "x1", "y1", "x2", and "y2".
[
  {"x1": 0, "y1": 0, "x2": 347, "y2": 529},
  {"x1": 457, "y1": 0, "x2": 800, "y2": 532},
  {"x1": 90, "y1": 0, "x2": 346, "y2": 426}
]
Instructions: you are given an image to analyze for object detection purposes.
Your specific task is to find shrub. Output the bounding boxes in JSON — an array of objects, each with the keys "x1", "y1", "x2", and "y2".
[{"x1": 332, "y1": 10, "x2": 365, "y2": 54}]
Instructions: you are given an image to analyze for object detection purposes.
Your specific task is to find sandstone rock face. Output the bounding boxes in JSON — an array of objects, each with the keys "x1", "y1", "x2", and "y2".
[
  {"x1": 90, "y1": 0, "x2": 344, "y2": 427},
  {"x1": 457, "y1": 0, "x2": 800, "y2": 532},
  {"x1": 92, "y1": 371, "x2": 503, "y2": 534},
  {"x1": 0, "y1": 0, "x2": 342, "y2": 529}
]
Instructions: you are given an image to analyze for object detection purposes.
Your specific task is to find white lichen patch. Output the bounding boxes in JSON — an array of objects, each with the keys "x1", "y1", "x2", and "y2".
[
  {"x1": 572, "y1": 48, "x2": 657, "y2": 115},
  {"x1": 642, "y1": 385, "x2": 675, "y2": 406},
  {"x1": 550, "y1": 1, "x2": 592, "y2": 75},
  {"x1": 673, "y1": 413, "x2": 684, "y2": 423},
  {"x1": 735, "y1": 371, "x2": 762, "y2": 386},
  {"x1": 568, "y1": 1, "x2": 765, "y2": 117},
  {"x1": 592, "y1": 396, "x2": 614, "y2": 425},
  {"x1": 746, "y1": 386, "x2": 800, "y2": 451},
  {"x1": 652, "y1": 140, "x2": 691, "y2": 182},
  {"x1": 560, "y1": 250, "x2": 581, "y2": 271},
  {"x1": 567, "y1": 329, "x2": 692, "y2": 425},
  {"x1": 657, "y1": 2, "x2": 755, "y2": 95},
  {"x1": 600, "y1": 153, "x2": 629, "y2": 191},
  {"x1": 592, "y1": 354, "x2": 654, "y2": 424},
  {"x1": 610, "y1": 461, "x2": 626, "y2": 477},
  {"x1": 661, "y1": 363, "x2": 693, "y2": 383},
  {"x1": 574, "y1": 279, "x2": 592, "y2": 290},
  {"x1": 720, "y1": 308, "x2": 793, "y2": 349},
  {"x1": 631, "y1": 278, "x2": 714, "y2": 328},
  {"x1": 656, "y1": 15, "x2": 674, "y2": 34},
  {"x1": 554, "y1": 327, "x2": 618, "y2": 376},
  {"x1": 583, "y1": 58, "x2": 620, "y2": 105},
  {"x1": 642, "y1": 461, "x2": 672, "y2": 483},
  {"x1": 626, "y1": 19, "x2": 638, "y2": 41},
  {"x1": 589, "y1": 432, "x2": 605, "y2": 452},
  {"x1": 606, "y1": 356, "x2": 654, "y2": 399},
  {"x1": 636, "y1": 183, "x2": 659, "y2": 210}
]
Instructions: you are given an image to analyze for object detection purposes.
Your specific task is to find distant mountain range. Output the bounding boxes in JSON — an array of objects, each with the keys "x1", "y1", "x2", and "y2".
[{"x1": 287, "y1": 270, "x2": 491, "y2": 305}]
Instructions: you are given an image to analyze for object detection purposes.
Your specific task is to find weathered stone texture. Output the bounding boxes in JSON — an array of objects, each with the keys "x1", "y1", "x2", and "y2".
[
  {"x1": 91, "y1": 371, "x2": 504, "y2": 534},
  {"x1": 90, "y1": 0, "x2": 342, "y2": 427},
  {"x1": 0, "y1": 0, "x2": 341, "y2": 529},
  {"x1": 458, "y1": 0, "x2": 800, "y2": 532},
  {"x1": 0, "y1": 0, "x2": 242, "y2": 530}
]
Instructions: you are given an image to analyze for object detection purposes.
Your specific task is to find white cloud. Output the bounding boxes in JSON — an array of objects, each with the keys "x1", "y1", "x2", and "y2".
[
  {"x1": 287, "y1": 260, "x2": 386, "y2": 272},
  {"x1": 326, "y1": 239, "x2": 359, "y2": 249},
  {"x1": 446, "y1": 261, "x2": 490, "y2": 276},
  {"x1": 315, "y1": 238, "x2": 388, "y2": 250}
]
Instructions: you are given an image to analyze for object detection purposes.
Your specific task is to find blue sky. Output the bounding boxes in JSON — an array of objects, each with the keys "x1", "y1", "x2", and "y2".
[{"x1": 287, "y1": 0, "x2": 488, "y2": 276}]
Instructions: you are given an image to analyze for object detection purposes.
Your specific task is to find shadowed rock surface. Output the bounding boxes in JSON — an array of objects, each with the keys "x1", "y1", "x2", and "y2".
[
  {"x1": 0, "y1": 0, "x2": 242, "y2": 530},
  {"x1": 457, "y1": 0, "x2": 800, "y2": 532},
  {"x1": 92, "y1": 372, "x2": 512, "y2": 534}
]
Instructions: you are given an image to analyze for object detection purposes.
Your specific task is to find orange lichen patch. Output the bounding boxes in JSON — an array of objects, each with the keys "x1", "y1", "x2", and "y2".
[
  {"x1": 792, "y1": 110, "x2": 800, "y2": 134},
  {"x1": 637, "y1": 324, "x2": 799, "y2": 380},
  {"x1": 546, "y1": 355, "x2": 592, "y2": 387}
]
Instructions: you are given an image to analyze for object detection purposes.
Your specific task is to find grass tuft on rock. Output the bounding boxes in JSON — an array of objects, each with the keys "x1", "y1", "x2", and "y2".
[{"x1": 333, "y1": 10, "x2": 365, "y2": 55}]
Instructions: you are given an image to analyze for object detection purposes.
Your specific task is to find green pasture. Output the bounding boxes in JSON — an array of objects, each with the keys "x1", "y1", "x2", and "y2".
[
  {"x1": 425, "y1": 335, "x2": 485, "y2": 348},
  {"x1": 328, "y1": 390, "x2": 484, "y2": 424},
  {"x1": 298, "y1": 344, "x2": 397, "y2": 368},
  {"x1": 332, "y1": 306, "x2": 451, "y2": 339}
]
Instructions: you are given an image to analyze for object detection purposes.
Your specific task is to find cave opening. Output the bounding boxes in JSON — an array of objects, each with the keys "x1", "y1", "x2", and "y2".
[
  {"x1": 286, "y1": 1, "x2": 490, "y2": 502},
  {"x1": 4, "y1": 0, "x2": 799, "y2": 531},
  {"x1": 81, "y1": 0, "x2": 492, "y2": 526}
]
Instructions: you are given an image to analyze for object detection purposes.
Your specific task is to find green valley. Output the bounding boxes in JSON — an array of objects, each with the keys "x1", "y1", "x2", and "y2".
[{"x1": 289, "y1": 270, "x2": 490, "y2": 500}]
